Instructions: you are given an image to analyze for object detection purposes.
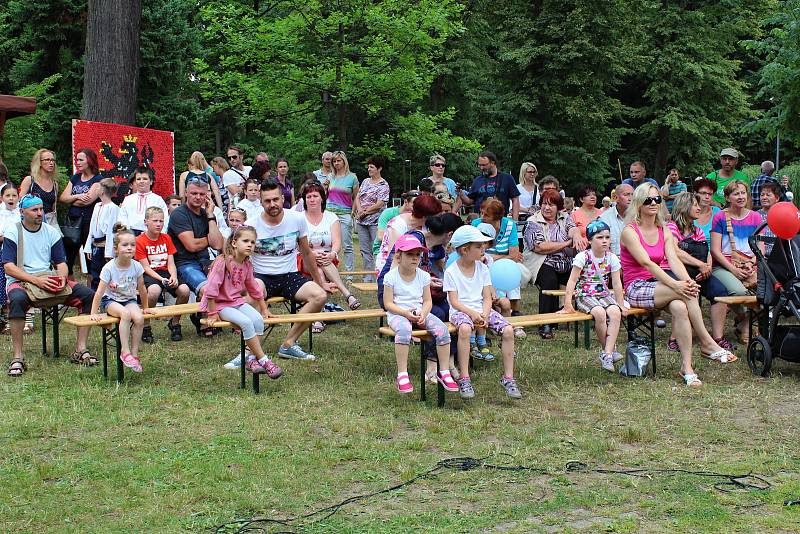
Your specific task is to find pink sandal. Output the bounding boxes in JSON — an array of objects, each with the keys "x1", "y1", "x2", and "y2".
[
  {"x1": 437, "y1": 370, "x2": 459, "y2": 392},
  {"x1": 396, "y1": 372, "x2": 414, "y2": 394},
  {"x1": 120, "y1": 352, "x2": 142, "y2": 373}
]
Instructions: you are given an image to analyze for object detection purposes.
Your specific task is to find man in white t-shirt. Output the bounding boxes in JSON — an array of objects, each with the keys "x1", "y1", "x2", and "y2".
[
  {"x1": 247, "y1": 179, "x2": 336, "y2": 360},
  {"x1": 222, "y1": 145, "x2": 252, "y2": 198}
]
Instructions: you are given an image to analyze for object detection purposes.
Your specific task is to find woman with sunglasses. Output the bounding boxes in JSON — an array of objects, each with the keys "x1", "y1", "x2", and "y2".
[
  {"x1": 620, "y1": 184, "x2": 735, "y2": 388},
  {"x1": 20, "y1": 149, "x2": 60, "y2": 230},
  {"x1": 516, "y1": 162, "x2": 539, "y2": 216},
  {"x1": 178, "y1": 151, "x2": 223, "y2": 209}
]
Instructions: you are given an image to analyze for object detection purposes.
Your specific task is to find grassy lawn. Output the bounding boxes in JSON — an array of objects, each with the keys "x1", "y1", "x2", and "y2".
[{"x1": 2, "y1": 284, "x2": 800, "y2": 533}]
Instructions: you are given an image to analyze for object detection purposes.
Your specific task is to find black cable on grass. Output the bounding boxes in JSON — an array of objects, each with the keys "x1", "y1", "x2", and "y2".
[{"x1": 213, "y1": 456, "x2": 773, "y2": 533}]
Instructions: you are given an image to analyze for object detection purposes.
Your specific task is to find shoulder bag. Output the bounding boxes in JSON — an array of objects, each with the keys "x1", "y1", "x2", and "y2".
[
  {"x1": 15, "y1": 222, "x2": 73, "y2": 307},
  {"x1": 724, "y1": 210, "x2": 756, "y2": 289}
]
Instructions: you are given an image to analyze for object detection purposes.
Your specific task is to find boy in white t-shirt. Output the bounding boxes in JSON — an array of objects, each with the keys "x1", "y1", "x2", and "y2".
[{"x1": 443, "y1": 225, "x2": 522, "y2": 400}]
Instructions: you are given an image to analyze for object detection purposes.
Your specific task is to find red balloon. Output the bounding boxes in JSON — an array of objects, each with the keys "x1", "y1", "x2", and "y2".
[{"x1": 767, "y1": 201, "x2": 800, "y2": 240}]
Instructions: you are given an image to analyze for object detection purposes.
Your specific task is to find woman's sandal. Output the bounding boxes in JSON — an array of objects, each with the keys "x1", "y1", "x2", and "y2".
[
  {"x1": 678, "y1": 372, "x2": 703, "y2": 388},
  {"x1": 7, "y1": 357, "x2": 26, "y2": 377},
  {"x1": 23, "y1": 322, "x2": 34, "y2": 335},
  {"x1": 190, "y1": 313, "x2": 215, "y2": 338},
  {"x1": 71, "y1": 350, "x2": 98, "y2": 366},
  {"x1": 346, "y1": 294, "x2": 361, "y2": 310},
  {"x1": 701, "y1": 349, "x2": 738, "y2": 363},
  {"x1": 311, "y1": 321, "x2": 325, "y2": 334}
]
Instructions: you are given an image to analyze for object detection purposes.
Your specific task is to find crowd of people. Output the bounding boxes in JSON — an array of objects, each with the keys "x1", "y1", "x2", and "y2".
[{"x1": 0, "y1": 145, "x2": 790, "y2": 394}]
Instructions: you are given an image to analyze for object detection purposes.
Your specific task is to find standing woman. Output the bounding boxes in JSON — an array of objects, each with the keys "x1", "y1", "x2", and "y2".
[
  {"x1": 274, "y1": 158, "x2": 295, "y2": 209},
  {"x1": 517, "y1": 162, "x2": 539, "y2": 217},
  {"x1": 354, "y1": 156, "x2": 390, "y2": 281},
  {"x1": 20, "y1": 148, "x2": 60, "y2": 229},
  {"x1": 327, "y1": 151, "x2": 360, "y2": 273},
  {"x1": 178, "y1": 151, "x2": 223, "y2": 209},
  {"x1": 571, "y1": 184, "x2": 604, "y2": 239},
  {"x1": 59, "y1": 148, "x2": 103, "y2": 275}
]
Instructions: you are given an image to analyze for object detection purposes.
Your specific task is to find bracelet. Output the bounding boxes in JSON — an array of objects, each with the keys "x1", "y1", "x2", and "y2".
[{"x1": 207, "y1": 217, "x2": 216, "y2": 222}]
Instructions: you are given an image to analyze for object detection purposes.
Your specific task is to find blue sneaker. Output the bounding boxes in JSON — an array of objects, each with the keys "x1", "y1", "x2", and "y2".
[{"x1": 278, "y1": 343, "x2": 316, "y2": 361}]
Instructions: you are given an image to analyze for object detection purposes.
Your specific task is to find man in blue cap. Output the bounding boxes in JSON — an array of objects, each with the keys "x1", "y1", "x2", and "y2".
[{"x1": 3, "y1": 194, "x2": 96, "y2": 376}]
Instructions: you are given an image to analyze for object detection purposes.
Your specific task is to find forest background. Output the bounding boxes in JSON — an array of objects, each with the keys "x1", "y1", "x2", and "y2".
[{"x1": 2, "y1": 0, "x2": 800, "y2": 195}]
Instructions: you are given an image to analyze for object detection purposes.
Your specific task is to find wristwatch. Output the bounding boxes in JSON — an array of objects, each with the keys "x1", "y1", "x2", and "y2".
[{"x1": 207, "y1": 216, "x2": 216, "y2": 222}]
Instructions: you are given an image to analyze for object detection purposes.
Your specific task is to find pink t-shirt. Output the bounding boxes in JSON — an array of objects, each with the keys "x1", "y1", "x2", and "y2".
[
  {"x1": 200, "y1": 257, "x2": 263, "y2": 311},
  {"x1": 620, "y1": 223, "x2": 669, "y2": 290}
]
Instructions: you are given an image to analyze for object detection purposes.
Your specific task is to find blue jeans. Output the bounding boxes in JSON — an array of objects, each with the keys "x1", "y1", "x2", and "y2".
[
  {"x1": 219, "y1": 303, "x2": 264, "y2": 340},
  {"x1": 176, "y1": 261, "x2": 209, "y2": 294}
]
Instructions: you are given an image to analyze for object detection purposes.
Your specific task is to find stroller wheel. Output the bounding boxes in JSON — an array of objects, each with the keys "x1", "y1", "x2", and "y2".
[{"x1": 747, "y1": 336, "x2": 773, "y2": 377}]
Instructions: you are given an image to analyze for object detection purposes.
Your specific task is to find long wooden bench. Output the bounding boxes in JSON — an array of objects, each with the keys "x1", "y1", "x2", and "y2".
[
  {"x1": 339, "y1": 270, "x2": 375, "y2": 276},
  {"x1": 204, "y1": 308, "x2": 388, "y2": 393},
  {"x1": 63, "y1": 297, "x2": 293, "y2": 383},
  {"x1": 350, "y1": 282, "x2": 378, "y2": 292}
]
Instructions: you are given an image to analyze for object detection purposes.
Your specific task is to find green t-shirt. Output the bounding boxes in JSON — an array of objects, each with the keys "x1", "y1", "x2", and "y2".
[
  {"x1": 705, "y1": 169, "x2": 750, "y2": 205},
  {"x1": 372, "y1": 206, "x2": 401, "y2": 254}
]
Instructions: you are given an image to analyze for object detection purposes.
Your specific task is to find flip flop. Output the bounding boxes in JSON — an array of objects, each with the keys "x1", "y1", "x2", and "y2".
[
  {"x1": 701, "y1": 349, "x2": 738, "y2": 363},
  {"x1": 678, "y1": 372, "x2": 703, "y2": 388}
]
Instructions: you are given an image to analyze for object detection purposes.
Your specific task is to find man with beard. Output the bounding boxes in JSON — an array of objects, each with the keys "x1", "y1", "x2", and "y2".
[{"x1": 246, "y1": 179, "x2": 336, "y2": 361}]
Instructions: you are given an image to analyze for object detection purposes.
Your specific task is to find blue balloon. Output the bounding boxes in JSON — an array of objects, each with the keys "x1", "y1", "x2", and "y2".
[
  {"x1": 446, "y1": 251, "x2": 459, "y2": 268},
  {"x1": 490, "y1": 258, "x2": 521, "y2": 293}
]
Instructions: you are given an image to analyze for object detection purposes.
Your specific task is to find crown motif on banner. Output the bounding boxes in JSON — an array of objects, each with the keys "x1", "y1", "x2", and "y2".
[{"x1": 123, "y1": 134, "x2": 138, "y2": 143}]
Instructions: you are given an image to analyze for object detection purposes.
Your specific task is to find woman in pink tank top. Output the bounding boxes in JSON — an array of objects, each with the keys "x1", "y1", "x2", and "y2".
[{"x1": 620, "y1": 184, "x2": 736, "y2": 388}]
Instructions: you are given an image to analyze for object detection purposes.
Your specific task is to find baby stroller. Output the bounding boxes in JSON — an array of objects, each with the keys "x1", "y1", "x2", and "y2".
[{"x1": 747, "y1": 223, "x2": 800, "y2": 375}]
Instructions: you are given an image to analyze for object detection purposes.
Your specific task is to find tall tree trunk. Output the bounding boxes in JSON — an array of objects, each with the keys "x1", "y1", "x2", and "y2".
[
  {"x1": 335, "y1": 21, "x2": 347, "y2": 150},
  {"x1": 81, "y1": 0, "x2": 142, "y2": 124}
]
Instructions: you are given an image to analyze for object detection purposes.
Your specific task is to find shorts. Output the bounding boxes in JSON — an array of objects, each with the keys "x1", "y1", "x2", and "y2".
[
  {"x1": 255, "y1": 271, "x2": 311, "y2": 300},
  {"x1": 575, "y1": 294, "x2": 620, "y2": 313},
  {"x1": 101, "y1": 296, "x2": 138, "y2": 312},
  {"x1": 450, "y1": 309, "x2": 510, "y2": 336},
  {"x1": 176, "y1": 260, "x2": 209, "y2": 294},
  {"x1": 144, "y1": 270, "x2": 179, "y2": 297},
  {"x1": 624, "y1": 279, "x2": 657, "y2": 309}
]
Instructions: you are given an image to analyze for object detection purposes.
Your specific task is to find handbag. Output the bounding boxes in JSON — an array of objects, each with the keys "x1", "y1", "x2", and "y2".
[
  {"x1": 15, "y1": 223, "x2": 73, "y2": 307},
  {"x1": 677, "y1": 235, "x2": 709, "y2": 280},
  {"x1": 61, "y1": 214, "x2": 83, "y2": 244},
  {"x1": 725, "y1": 211, "x2": 757, "y2": 289}
]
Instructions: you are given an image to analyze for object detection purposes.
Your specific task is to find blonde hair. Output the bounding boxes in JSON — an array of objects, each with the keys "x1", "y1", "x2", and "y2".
[
  {"x1": 518, "y1": 162, "x2": 538, "y2": 186},
  {"x1": 211, "y1": 156, "x2": 230, "y2": 173},
  {"x1": 187, "y1": 151, "x2": 209, "y2": 171},
  {"x1": 626, "y1": 183, "x2": 667, "y2": 227},
  {"x1": 98, "y1": 177, "x2": 118, "y2": 197},
  {"x1": 144, "y1": 206, "x2": 164, "y2": 220},
  {"x1": 331, "y1": 150, "x2": 351, "y2": 177},
  {"x1": 30, "y1": 148, "x2": 56, "y2": 182},
  {"x1": 111, "y1": 223, "x2": 135, "y2": 251},
  {"x1": 670, "y1": 192, "x2": 697, "y2": 235}
]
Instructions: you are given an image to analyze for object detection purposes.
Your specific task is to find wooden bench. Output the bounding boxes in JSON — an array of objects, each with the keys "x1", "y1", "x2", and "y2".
[
  {"x1": 350, "y1": 282, "x2": 378, "y2": 292},
  {"x1": 716, "y1": 295, "x2": 761, "y2": 341},
  {"x1": 63, "y1": 297, "x2": 292, "y2": 384},
  {"x1": 339, "y1": 270, "x2": 375, "y2": 276},
  {"x1": 715, "y1": 295, "x2": 758, "y2": 308}
]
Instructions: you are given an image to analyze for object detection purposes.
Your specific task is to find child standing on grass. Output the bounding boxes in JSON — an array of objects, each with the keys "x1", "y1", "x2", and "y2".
[
  {"x1": 90, "y1": 224, "x2": 154, "y2": 372},
  {"x1": 383, "y1": 234, "x2": 458, "y2": 394},
  {"x1": 0, "y1": 184, "x2": 20, "y2": 330},
  {"x1": 444, "y1": 225, "x2": 522, "y2": 400},
  {"x1": 203, "y1": 225, "x2": 283, "y2": 378},
  {"x1": 560, "y1": 220, "x2": 627, "y2": 371},
  {"x1": 84, "y1": 178, "x2": 119, "y2": 290}
]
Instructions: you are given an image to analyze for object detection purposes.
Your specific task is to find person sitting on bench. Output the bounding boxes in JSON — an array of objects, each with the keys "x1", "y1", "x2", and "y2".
[{"x1": 3, "y1": 194, "x2": 96, "y2": 377}]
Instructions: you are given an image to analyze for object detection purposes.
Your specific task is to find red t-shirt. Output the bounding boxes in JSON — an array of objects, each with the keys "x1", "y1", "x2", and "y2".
[{"x1": 135, "y1": 233, "x2": 177, "y2": 271}]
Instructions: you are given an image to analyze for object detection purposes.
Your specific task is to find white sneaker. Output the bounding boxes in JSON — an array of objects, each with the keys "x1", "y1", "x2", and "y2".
[
  {"x1": 600, "y1": 352, "x2": 615, "y2": 372},
  {"x1": 224, "y1": 349, "x2": 252, "y2": 369}
]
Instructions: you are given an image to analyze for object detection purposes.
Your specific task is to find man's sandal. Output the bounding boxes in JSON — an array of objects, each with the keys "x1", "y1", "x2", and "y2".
[
  {"x1": 71, "y1": 350, "x2": 98, "y2": 366},
  {"x1": 7, "y1": 358, "x2": 26, "y2": 377}
]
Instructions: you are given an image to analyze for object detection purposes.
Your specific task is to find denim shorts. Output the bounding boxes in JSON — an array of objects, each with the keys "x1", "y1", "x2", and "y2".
[
  {"x1": 176, "y1": 261, "x2": 209, "y2": 294},
  {"x1": 100, "y1": 296, "x2": 138, "y2": 312}
]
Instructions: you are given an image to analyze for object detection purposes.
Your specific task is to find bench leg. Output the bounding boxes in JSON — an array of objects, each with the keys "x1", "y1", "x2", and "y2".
[
  {"x1": 253, "y1": 370, "x2": 260, "y2": 395},
  {"x1": 584, "y1": 320, "x2": 590, "y2": 350},
  {"x1": 308, "y1": 323, "x2": 313, "y2": 352},
  {"x1": 240, "y1": 332, "x2": 246, "y2": 390},
  {"x1": 574, "y1": 321, "x2": 579, "y2": 348},
  {"x1": 52, "y1": 307, "x2": 60, "y2": 359},
  {"x1": 102, "y1": 327, "x2": 109, "y2": 378},
  {"x1": 648, "y1": 312, "x2": 656, "y2": 377},
  {"x1": 114, "y1": 326, "x2": 124, "y2": 383},
  {"x1": 41, "y1": 309, "x2": 48, "y2": 356},
  {"x1": 419, "y1": 342, "x2": 426, "y2": 402}
]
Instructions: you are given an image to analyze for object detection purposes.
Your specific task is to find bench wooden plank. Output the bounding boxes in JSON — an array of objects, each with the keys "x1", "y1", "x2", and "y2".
[
  {"x1": 340, "y1": 270, "x2": 374, "y2": 276},
  {"x1": 350, "y1": 282, "x2": 378, "y2": 292},
  {"x1": 715, "y1": 295, "x2": 758, "y2": 308},
  {"x1": 378, "y1": 324, "x2": 457, "y2": 338},
  {"x1": 541, "y1": 289, "x2": 566, "y2": 296},
  {"x1": 203, "y1": 308, "x2": 387, "y2": 328}
]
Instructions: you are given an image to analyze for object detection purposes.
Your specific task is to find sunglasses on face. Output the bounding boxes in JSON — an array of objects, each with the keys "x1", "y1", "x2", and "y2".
[
  {"x1": 431, "y1": 163, "x2": 445, "y2": 168},
  {"x1": 227, "y1": 155, "x2": 239, "y2": 160},
  {"x1": 643, "y1": 196, "x2": 663, "y2": 206}
]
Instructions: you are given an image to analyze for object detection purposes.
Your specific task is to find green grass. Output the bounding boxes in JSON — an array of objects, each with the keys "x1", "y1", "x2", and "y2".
[{"x1": 2, "y1": 286, "x2": 800, "y2": 533}]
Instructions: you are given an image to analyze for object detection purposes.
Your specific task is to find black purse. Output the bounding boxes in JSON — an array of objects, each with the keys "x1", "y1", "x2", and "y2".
[
  {"x1": 678, "y1": 237, "x2": 709, "y2": 279},
  {"x1": 61, "y1": 215, "x2": 83, "y2": 244}
]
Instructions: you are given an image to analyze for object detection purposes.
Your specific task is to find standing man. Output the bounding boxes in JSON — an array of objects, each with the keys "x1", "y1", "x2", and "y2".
[
  {"x1": 751, "y1": 160, "x2": 789, "y2": 209},
  {"x1": 3, "y1": 195, "x2": 97, "y2": 376},
  {"x1": 661, "y1": 168, "x2": 687, "y2": 213},
  {"x1": 222, "y1": 146, "x2": 252, "y2": 198},
  {"x1": 248, "y1": 179, "x2": 335, "y2": 360},
  {"x1": 706, "y1": 148, "x2": 750, "y2": 206},
  {"x1": 598, "y1": 183, "x2": 633, "y2": 256},
  {"x1": 167, "y1": 178, "x2": 224, "y2": 304},
  {"x1": 460, "y1": 151, "x2": 520, "y2": 220},
  {"x1": 622, "y1": 161, "x2": 659, "y2": 189},
  {"x1": 313, "y1": 152, "x2": 334, "y2": 185}
]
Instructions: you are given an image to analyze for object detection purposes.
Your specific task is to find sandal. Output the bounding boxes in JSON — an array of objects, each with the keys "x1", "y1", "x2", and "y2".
[
  {"x1": 713, "y1": 337, "x2": 736, "y2": 350},
  {"x1": 71, "y1": 350, "x2": 98, "y2": 367},
  {"x1": 7, "y1": 357, "x2": 26, "y2": 377},
  {"x1": 346, "y1": 294, "x2": 361, "y2": 310},
  {"x1": 667, "y1": 338, "x2": 679, "y2": 352},
  {"x1": 701, "y1": 349, "x2": 738, "y2": 364},
  {"x1": 538, "y1": 325, "x2": 554, "y2": 340},
  {"x1": 168, "y1": 322, "x2": 183, "y2": 342},
  {"x1": 678, "y1": 372, "x2": 703, "y2": 388},
  {"x1": 23, "y1": 322, "x2": 34, "y2": 335},
  {"x1": 311, "y1": 321, "x2": 325, "y2": 334}
]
